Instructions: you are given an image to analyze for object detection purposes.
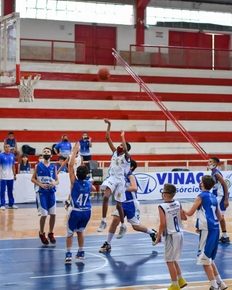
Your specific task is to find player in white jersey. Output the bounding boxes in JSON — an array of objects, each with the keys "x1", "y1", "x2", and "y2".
[
  {"x1": 97, "y1": 118, "x2": 131, "y2": 239},
  {"x1": 184, "y1": 175, "x2": 227, "y2": 290},
  {"x1": 57, "y1": 149, "x2": 83, "y2": 175},
  {"x1": 155, "y1": 183, "x2": 187, "y2": 290},
  {"x1": 99, "y1": 159, "x2": 157, "y2": 252},
  {"x1": 207, "y1": 157, "x2": 230, "y2": 244}
]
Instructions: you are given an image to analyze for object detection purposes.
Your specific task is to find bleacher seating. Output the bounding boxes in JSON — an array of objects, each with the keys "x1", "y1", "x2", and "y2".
[{"x1": 0, "y1": 62, "x2": 232, "y2": 170}]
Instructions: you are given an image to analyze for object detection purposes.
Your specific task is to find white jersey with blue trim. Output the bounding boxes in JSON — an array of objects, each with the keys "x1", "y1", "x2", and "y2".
[
  {"x1": 108, "y1": 151, "x2": 130, "y2": 180},
  {"x1": 124, "y1": 172, "x2": 137, "y2": 202},
  {"x1": 159, "y1": 200, "x2": 183, "y2": 235},
  {"x1": 68, "y1": 154, "x2": 82, "y2": 174},
  {"x1": 70, "y1": 179, "x2": 92, "y2": 211},
  {"x1": 196, "y1": 190, "x2": 219, "y2": 231},
  {"x1": 211, "y1": 169, "x2": 224, "y2": 198},
  {"x1": 0, "y1": 152, "x2": 15, "y2": 179}
]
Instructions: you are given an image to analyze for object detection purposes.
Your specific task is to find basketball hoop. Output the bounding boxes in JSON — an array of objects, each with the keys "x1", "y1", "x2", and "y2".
[{"x1": 18, "y1": 73, "x2": 41, "y2": 102}]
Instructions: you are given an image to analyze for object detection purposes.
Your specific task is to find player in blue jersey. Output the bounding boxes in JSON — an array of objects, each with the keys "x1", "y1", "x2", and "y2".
[
  {"x1": 4, "y1": 131, "x2": 20, "y2": 158},
  {"x1": 155, "y1": 183, "x2": 187, "y2": 290},
  {"x1": 54, "y1": 134, "x2": 72, "y2": 158},
  {"x1": 18, "y1": 153, "x2": 31, "y2": 174},
  {"x1": 98, "y1": 119, "x2": 131, "y2": 238},
  {"x1": 79, "y1": 132, "x2": 92, "y2": 161},
  {"x1": 207, "y1": 157, "x2": 230, "y2": 243},
  {"x1": 99, "y1": 159, "x2": 157, "y2": 252},
  {"x1": 0, "y1": 144, "x2": 17, "y2": 210},
  {"x1": 31, "y1": 147, "x2": 59, "y2": 245},
  {"x1": 65, "y1": 143, "x2": 96, "y2": 263},
  {"x1": 184, "y1": 175, "x2": 227, "y2": 290}
]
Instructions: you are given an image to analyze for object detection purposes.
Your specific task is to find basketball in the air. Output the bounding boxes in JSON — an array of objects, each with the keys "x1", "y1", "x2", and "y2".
[{"x1": 97, "y1": 68, "x2": 110, "y2": 81}]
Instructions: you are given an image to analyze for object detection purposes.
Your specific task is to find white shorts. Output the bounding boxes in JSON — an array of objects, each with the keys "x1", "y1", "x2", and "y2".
[
  {"x1": 111, "y1": 200, "x2": 140, "y2": 226},
  {"x1": 164, "y1": 232, "x2": 183, "y2": 262},
  {"x1": 101, "y1": 175, "x2": 126, "y2": 202}
]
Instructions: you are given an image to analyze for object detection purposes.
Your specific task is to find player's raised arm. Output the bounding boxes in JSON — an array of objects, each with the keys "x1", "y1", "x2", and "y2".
[
  {"x1": 103, "y1": 118, "x2": 116, "y2": 152},
  {"x1": 69, "y1": 143, "x2": 80, "y2": 186},
  {"x1": 121, "y1": 131, "x2": 130, "y2": 160}
]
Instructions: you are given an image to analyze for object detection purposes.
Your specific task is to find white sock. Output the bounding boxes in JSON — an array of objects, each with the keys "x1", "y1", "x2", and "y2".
[
  {"x1": 79, "y1": 247, "x2": 84, "y2": 251},
  {"x1": 102, "y1": 218, "x2": 106, "y2": 223},
  {"x1": 121, "y1": 223, "x2": 126, "y2": 228},
  {"x1": 106, "y1": 233, "x2": 114, "y2": 244},
  {"x1": 67, "y1": 247, "x2": 71, "y2": 252},
  {"x1": 222, "y1": 231, "x2": 228, "y2": 238},
  {"x1": 172, "y1": 281, "x2": 178, "y2": 286},
  {"x1": 210, "y1": 280, "x2": 218, "y2": 288},
  {"x1": 178, "y1": 274, "x2": 183, "y2": 280},
  {"x1": 146, "y1": 228, "x2": 154, "y2": 234},
  {"x1": 215, "y1": 275, "x2": 222, "y2": 284}
]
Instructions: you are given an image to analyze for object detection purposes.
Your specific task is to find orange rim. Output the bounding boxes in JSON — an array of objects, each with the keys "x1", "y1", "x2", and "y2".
[{"x1": 20, "y1": 73, "x2": 41, "y2": 78}]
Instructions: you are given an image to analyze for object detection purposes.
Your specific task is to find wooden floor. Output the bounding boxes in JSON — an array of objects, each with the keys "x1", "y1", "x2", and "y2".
[{"x1": 0, "y1": 199, "x2": 232, "y2": 290}]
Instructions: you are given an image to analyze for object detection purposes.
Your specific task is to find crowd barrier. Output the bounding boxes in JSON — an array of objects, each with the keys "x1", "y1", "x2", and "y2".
[{"x1": 9, "y1": 170, "x2": 232, "y2": 204}]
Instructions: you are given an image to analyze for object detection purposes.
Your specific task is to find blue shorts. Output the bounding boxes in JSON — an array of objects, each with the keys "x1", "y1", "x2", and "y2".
[
  {"x1": 66, "y1": 209, "x2": 91, "y2": 237},
  {"x1": 197, "y1": 229, "x2": 219, "y2": 265},
  {"x1": 37, "y1": 192, "x2": 56, "y2": 216}
]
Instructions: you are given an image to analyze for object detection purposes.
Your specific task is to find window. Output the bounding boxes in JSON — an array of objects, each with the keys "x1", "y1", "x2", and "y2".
[{"x1": 15, "y1": 0, "x2": 133, "y2": 25}]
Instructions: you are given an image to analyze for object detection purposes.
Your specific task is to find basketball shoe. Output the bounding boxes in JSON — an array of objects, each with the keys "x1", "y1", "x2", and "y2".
[
  {"x1": 65, "y1": 252, "x2": 72, "y2": 263},
  {"x1": 39, "y1": 232, "x2": 49, "y2": 245},
  {"x1": 75, "y1": 250, "x2": 85, "y2": 260},
  {"x1": 219, "y1": 236, "x2": 230, "y2": 244},
  {"x1": 97, "y1": 220, "x2": 107, "y2": 232},
  {"x1": 209, "y1": 287, "x2": 219, "y2": 290},
  {"x1": 178, "y1": 277, "x2": 187, "y2": 288},
  {"x1": 99, "y1": 242, "x2": 111, "y2": 253},
  {"x1": 150, "y1": 229, "x2": 158, "y2": 245},
  {"x1": 48, "y1": 232, "x2": 56, "y2": 244},
  {"x1": 116, "y1": 225, "x2": 127, "y2": 239},
  {"x1": 217, "y1": 281, "x2": 228, "y2": 290},
  {"x1": 168, "y1": 284, "x2": 180, "y2": 290}
]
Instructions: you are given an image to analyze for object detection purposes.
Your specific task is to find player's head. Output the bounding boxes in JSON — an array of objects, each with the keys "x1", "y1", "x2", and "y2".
[
  {"x1": 4, "y1": 144, "x2": 11, "y2": 153},
  {"x1": 62, "y1": 134, "x2": 68, "y2": 141},
  {"x1": 130, "y1": 159, "x2": 137, "y2": 172},
  {"x1": 208, "y1": 156, "x2": 219, "y2": 170},
  {"x1": 200, "y1": 175, "x2": 215, "y2": 190},
  {"x1": 42, "y1": 147, "x2": 52, "y2": 160},
  {"x1": 58, "y1": 156, "x2": 66, "y2": 164},
  {"x1": 162, "y1": 183, "x2": 176, "y2": 198},
  {"x1": 116, "y1": 142, "x2": 131, "y2": 155},
  {"x1": 82, "y1": 132, "x2": 89, "y2": 140},
  {"x1": 8, "y1": 131, "x2": 14, "y2": 140},
  {"x1": 76, "y1": 165, "x2": 89, "y2": 180},
  {"x1": 38, "y1": 154, "x2": 43, "y2": 162}
]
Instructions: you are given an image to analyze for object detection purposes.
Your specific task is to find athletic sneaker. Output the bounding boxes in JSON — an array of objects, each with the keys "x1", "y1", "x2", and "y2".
[
  {"x1": 75, "y1": 250, "x2": 85, "y2": 260},
  {"x1": 65, "y1": 252, "x2": 72, "y2": 263},
  {"x1": 0, "y1": 206, "x2": 5, "y2": 210},
  {"x1": 219, "y1": 236, "x2": 230, "y2": 244},
  {"x1": 97, "y1": 220, "x2": 107, "y2": 232},
  {"x1": 116, "y1": 225, "x2": 127, "y2": 239},
  {"x1": 8, "y1": 205, "x2": 18, "y2": 209},
  {"x1": 48, "y1": 232, "x2": 56, "y2": 244},
  {"x1": 39, "y1": 232, "x2": 49, "y2": 245},
  {"x1": 178, "y1": 277, "x2": 187, "y2": 288},
  {"x1": 150, "y1": 229, "x2": 158, "y2": 245},
  {"x1": 217, "y1": 281, "x2": 228, "y2": 290},
  {"x1": 99, "y1": 241, "x2": 111, "y2": 253},
  {"x1": 168, "y1": 284, "x2": 180, "y2": 290},
  {"x1": 209, "y1": 287, "x2": 219, "y2": 290}
]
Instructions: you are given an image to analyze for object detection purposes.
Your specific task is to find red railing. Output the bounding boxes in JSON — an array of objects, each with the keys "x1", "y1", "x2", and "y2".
[
  {"x1": 20, "y1": 38, "x2": 86, "y2": 64},
  {"x1": 112, "y1": 48, "x2": 209, "y2": 160},
  {"x1": 129, "y1": 44, "x2": 232, "y2": 70}
]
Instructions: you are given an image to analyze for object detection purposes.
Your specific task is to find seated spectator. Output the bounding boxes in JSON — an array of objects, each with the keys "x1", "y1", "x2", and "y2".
[
  {"x1": 79, "y1": 132, "x2": 92, "y2": 162},
  {"x1": 18, "y1": 154, "x2": 31, "y2": 174},
  {"x1": 56, "y1": 156, "x2": 68, "y2": 173},
  {"x1": 54, "y1": 134, "x2": 72, "y2": 158},
  {"x1": 4, "y1": 131, "x2": 20, "y2": 158}
]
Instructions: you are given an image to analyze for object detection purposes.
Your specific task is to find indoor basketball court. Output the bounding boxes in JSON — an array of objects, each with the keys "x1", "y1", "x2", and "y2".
[{"x1": 0, "y1": 200, "x2": 232, "y2": 290}]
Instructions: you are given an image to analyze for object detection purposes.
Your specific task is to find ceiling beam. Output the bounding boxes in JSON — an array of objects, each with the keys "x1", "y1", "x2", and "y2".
[{"x1": 137, "y1": 0, "x2": 151, "y2": 9}]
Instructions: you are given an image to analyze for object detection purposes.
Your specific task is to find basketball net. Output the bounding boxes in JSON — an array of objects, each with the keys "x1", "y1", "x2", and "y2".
[{"x1": 18, "y1": 75, "x2": 41, "y2": 102}]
